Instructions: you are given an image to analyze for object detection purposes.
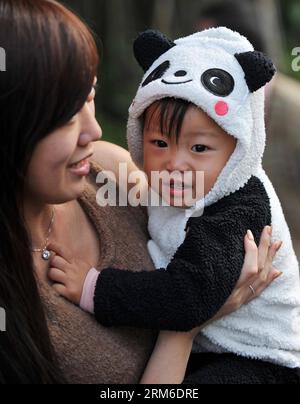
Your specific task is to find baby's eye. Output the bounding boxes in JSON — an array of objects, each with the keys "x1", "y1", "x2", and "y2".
[
  {"x1": 152, "y1": 140, "x2": 168, "y2": 148},
  {"x1": 191, "y1": 145, "x2": 208, "y2": 153}
]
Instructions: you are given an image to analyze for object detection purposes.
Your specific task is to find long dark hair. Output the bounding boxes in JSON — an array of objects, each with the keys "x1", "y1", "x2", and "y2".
[{"x1": 0, "y1": 0, "x2": 99, "y2": 383}]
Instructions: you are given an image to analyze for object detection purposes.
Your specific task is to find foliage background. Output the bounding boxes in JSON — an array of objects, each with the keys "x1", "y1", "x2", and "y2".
[
  {"x1": 61, "y1": 0, "x2": 300, "y2": 147},
  {"x1": 57, "y1": 0, "x2": 300, "y2": 259}
]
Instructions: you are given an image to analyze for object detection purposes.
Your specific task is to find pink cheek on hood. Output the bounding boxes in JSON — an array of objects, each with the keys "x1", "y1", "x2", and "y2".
[{"x1": 215, "y1": 101, "x2": 229, "y2": 116}]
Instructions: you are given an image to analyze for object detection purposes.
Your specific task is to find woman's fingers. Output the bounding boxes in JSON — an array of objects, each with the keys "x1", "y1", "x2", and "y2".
[
  {"x1": 232, "y1": 226, "x2": 282, "y2": 305},
  {"x1": 236, "y1": 231, "x2": 258, "y2": 287},
  {"x1": 257, "y1": 226, "x2": 272, "y2": 275},
  {"x1": 259, "y1": 239, "x2": 282, "y2": 282},
  {"x1": 267, "y1": 240, "x2": 282, "y2": 266},
  {"x1": 246, "y1": 268, "x2": 283, "y2": 303},
  {"x1": 231, "y1": 229, "x2": 283, "y2": 309},
  {"x1": 245, "y1": 238, "x2": 283, "y2": 304}
]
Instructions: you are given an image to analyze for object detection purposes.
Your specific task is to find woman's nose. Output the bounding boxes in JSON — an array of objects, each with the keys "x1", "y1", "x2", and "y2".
[{"x1": 78, "y1": 104, "x2": 102, "y2": 147}]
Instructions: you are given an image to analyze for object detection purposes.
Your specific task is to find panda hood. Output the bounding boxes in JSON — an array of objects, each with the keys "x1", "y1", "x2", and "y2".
[{"x1": 127, "y1": 27, "x2": 276, "y2": 209}]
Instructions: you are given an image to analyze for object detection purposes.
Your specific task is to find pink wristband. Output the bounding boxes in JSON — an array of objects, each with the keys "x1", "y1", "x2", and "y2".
[{"x1": 79, "y1": 267, "x2": 99, "y2": 314}]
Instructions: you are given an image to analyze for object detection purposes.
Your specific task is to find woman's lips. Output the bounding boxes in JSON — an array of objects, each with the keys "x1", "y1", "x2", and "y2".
[{"x1": 68, "y1": 158, "x2": 91, "y2": 177}]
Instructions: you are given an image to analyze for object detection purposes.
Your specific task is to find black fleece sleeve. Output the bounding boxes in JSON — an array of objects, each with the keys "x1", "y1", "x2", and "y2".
[{"x1": 94, "y1": 177, "x2": 271, "y2": 331}]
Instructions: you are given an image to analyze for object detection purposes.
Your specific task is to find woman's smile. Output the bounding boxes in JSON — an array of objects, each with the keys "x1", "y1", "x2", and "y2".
[{"x1": 68, "y1": 153, "x2": 94, "y2": 177}]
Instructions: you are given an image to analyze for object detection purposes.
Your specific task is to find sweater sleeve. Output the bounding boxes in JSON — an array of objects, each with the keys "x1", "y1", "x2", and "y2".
[{"x1": 94, "y1": 177, "x2": 271, "y2": 331}]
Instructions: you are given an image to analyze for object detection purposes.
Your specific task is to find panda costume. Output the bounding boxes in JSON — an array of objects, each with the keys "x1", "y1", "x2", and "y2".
[{"x1": 93, "y1": 28, "x2": 300, "y2": 383}]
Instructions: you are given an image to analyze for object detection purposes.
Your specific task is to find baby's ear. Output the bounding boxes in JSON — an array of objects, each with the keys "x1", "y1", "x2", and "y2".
[
  {"x1": 235, "y1": 51, "x2": 276, "y2": 92},
  {"x1": 134, "y1": 30, "x2": 175, "y2": 72}
]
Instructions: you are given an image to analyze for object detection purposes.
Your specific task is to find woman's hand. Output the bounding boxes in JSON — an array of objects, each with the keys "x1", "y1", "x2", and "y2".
[
  {"x1": 215, "y1": 226, "x2": 282, "y2": 316},
  {"x1": 186, "y1": 226, "x2": 283, "y2": 340},
  {"x1": 141, "y1": 226, "x2": 283, "y2": 385}
]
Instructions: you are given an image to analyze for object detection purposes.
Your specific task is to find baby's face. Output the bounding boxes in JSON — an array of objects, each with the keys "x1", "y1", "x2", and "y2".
[{"x1": 143, "y1": 103, "x2": 237, "y2": 208}]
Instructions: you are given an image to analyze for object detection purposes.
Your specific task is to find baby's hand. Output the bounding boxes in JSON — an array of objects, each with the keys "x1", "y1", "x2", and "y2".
[{"x1": 47, "y1": 242, "x2": 92, "y2": 305}]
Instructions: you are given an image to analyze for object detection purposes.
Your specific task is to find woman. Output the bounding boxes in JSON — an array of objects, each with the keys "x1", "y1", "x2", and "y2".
[{"x1": 0, "y1": 0, "x2": 281, "y2": 384}]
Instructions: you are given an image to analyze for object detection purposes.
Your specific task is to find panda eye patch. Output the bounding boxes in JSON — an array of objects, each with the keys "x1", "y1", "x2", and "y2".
[
  {"x1": 201, "y1": 68, "x2": 234, "y2": 97},
  {"x1": 142, "y1": 61, "x2": 170, "y2": 87}
]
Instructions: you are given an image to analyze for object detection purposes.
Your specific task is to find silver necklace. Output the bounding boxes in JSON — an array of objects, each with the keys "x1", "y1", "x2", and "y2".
[{"x1": 31, "y1": 208, "x2": 55, "y2": 261}]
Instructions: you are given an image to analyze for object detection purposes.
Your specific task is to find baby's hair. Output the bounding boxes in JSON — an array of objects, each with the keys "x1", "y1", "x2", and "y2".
[{"x1": 144, "y1": 98, "x2": 192, "y2": 142}]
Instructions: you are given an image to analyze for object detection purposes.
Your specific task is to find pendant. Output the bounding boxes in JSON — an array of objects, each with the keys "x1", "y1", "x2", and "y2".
[{"x1": 42, "y1": 249, "x2": 51, "y2": 261}]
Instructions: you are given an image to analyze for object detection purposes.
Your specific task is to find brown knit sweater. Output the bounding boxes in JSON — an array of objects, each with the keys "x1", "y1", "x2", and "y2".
[{"x1": 39, "y1": 161, "x2": 156, "y2": 384}]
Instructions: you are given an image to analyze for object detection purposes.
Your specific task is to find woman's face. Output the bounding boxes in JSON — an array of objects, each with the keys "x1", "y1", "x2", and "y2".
[{"x1": 25, "y1": 81, "x2": 102, "y2": 205}]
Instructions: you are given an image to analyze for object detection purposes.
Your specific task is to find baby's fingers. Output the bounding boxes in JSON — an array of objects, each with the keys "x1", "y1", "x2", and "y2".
[
  {"x1": 50, "y1": 255, "x2": 68, "y2": 272},
  {"x1": 47, "y1": 241, "x2": 72, "y2": 263},
  {"x1": 48, "y1": 267, "x2": 66, "y2": 285},
  {"x1": 52, "y1": 283, "x2": 68, "y2": 299}
]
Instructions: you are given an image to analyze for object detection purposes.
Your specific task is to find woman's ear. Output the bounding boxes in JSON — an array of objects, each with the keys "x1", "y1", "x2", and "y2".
[
  {"x1": 235, "y1": 51, "x2": 276, "y2": 92},
  {"x1": 134, "y1": 30, "x2": 176, "y2": 72}
]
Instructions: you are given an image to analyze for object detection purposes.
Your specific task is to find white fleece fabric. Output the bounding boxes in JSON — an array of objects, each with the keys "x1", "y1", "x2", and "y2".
[{"x1": 127, "y1": 27, "x2": 300, "y2": 368}]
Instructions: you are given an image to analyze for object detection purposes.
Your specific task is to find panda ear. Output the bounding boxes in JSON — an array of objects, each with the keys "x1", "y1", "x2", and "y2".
[
  {"x1": 235, "y1": 51, "x2": 276, "y2": 92},
  {"x1": 134, "y1": 30, "x2": 176, "y2": 72}
]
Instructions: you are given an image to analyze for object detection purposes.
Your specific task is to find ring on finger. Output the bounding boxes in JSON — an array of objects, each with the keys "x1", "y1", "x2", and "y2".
[{"x1": 248, "y1": 284, "x2": 256, "y2": 296}]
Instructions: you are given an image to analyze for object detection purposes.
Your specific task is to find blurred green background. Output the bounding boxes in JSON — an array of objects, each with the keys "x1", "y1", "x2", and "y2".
[
  {"x1": 61, "y1": 0, "x2": 300, "y2": 147},
  {"x1": 60, "y1": 0, "x2": 300, "y2": 260},
  {"x1": 62, "y1": 0, "x2": 300, "y2": 259}
]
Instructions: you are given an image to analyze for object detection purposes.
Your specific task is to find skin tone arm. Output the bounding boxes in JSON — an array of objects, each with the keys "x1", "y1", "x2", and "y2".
[
  {"x1": 92, "y1": 140, "x2": 147, "y2": 180},
  {"x1": 92, "y1": 140, "x2": 149, "y2": 194},
  {"x1": 140, "y1": 330, "x2": 195, "y2": 384}
]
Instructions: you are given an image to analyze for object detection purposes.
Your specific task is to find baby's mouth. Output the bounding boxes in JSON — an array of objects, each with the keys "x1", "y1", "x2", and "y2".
[
  {"x1": 162, "y1": 179, "x2": 193, "y2": 194},
  {"x1": 170, "y1": 179, "x2": 192, "y2": 189},
  {"x1": 169, "y1": 183, "x2": 185, "y2": 190}
]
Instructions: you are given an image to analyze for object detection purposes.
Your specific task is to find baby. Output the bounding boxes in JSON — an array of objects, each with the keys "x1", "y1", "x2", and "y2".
[{"x1": 49, "y1": 28, "x2": 300, "y2": 383}]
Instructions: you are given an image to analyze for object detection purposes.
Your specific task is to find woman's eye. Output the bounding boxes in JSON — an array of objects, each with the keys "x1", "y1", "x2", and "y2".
[
  {"x1": 87, "y1": 84, "x2": 98, "y2": 102},
  {"x1": 93, "y1": 83, "x2": 99, "y2": 93},
  {"x1": 191, "y1": 144, "x2": 208, "y2": 153},
  {"x1": 201, "y1": 68, "x2": 234, "y2": 97},
  {"x1": 152, "y1": 140, "x2": 168, "y2": 148}
]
